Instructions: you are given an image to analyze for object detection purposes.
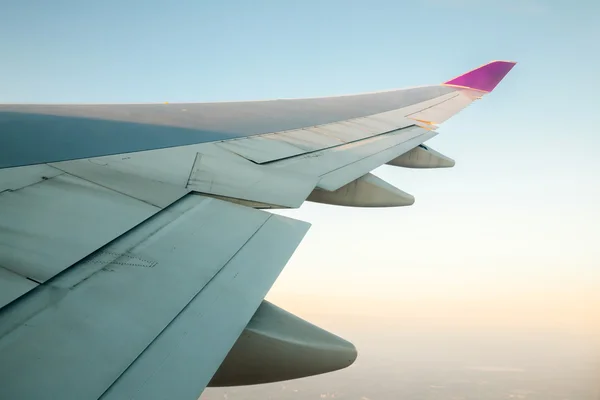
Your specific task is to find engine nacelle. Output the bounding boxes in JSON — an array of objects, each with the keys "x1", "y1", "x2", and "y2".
[
  {"x1": 386, "y1": 144, "x2": 455, "y2": 168},
  {"x1": 307, "y1": 172, "x2": 414, "y2": 207},
  {"x1": 208, "y1": 301, "x2": 357, "y2": 387}
]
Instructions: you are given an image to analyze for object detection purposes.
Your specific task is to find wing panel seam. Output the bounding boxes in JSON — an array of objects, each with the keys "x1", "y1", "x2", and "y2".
[
  {"x1": 97, "y1": 213, "x2": 274, "y2": 399},
  {"x1": 260, "y1": 124, "x2": 418, "y2": 166}
]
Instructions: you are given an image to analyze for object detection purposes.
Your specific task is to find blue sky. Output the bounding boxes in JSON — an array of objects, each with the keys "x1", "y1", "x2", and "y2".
[{"x1": 1, "y1": 0, "x2": 599, "y2": 333}]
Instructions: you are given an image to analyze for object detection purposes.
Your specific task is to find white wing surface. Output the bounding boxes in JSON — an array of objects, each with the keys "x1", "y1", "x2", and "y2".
[{"x1": 0, "y1": 60, "x2": 516, "y2": 399}]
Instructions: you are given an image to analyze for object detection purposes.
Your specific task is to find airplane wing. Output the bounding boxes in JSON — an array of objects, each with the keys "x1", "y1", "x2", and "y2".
[{"x1": 0, "y1": 60, "x2": 515, "y2": 399}]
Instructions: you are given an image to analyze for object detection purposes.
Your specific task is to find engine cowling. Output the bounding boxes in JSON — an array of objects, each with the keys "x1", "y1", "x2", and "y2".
[
  {"x1": 307, "y1": 172, "x2": 414, "y2": 207},
  {"x1": 208, "y1": 301, "x2": 357, "y2": 387},
  {"x1": 386, "y1": 144, "x2": 455, "y2": 168}
]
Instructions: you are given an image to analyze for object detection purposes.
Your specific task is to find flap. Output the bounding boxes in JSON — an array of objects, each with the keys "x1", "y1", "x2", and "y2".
[{"x1": 0, "y1": 195, "x2": 309, "y2": 400}]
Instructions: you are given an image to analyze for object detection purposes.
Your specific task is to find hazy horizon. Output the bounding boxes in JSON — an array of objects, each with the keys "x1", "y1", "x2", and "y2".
[{"x1": 202, "y1": 308, "x2": 599, "y2": 399}]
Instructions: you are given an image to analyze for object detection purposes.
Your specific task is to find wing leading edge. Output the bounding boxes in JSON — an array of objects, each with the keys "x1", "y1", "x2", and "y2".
[{"x1": 0, "y1": 60, "x2": 515, "y2": 399}]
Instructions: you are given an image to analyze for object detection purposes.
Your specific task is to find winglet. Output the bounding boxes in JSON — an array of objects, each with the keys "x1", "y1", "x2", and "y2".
[{"x1": 443, "y1": 60, "x2": 516, "y2": 93}]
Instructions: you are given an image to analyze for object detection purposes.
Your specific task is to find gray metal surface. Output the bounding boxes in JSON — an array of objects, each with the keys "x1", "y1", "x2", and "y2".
[
  {"x1": 217, "y1": 135, "x2": 307, "y2": 164},
  {"x1": 50, "y1": 158, "x2": 190, "y2": 208},
  {"x1": 0, "y1": 86, "x2": 456, "y2": 168},
  {"x1": 0, "y1": 164, "x2": 63, "y2": 192},
  {"x1": 101, "y1": 208, "x2": 310, "y2": 400},
  {"x1": 187, "y1": 147, "x2": 319, "y2": 208},
  {"x1": 316, "y1": 128, "x2": 437, "y2": 190},
  {"x1": 0, "y1": 173, "x2": 158, "y2": 284},
  {"x1": 214, "y1": 107, "x2": 413, "y2": 165},
  {"x1": 0, "y1": 267, "x2": 37, "y2": 308},
  {"x1": 0, "y1": 195, "x2": 309, "y2": 400},
  {"x1": 406, "y1": 90, "x2": 476, "y2": 123}
]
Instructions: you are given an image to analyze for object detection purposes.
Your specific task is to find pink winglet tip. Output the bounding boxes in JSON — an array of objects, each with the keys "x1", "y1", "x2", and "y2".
[{"x1": 443, "y1": 60, "x2": 517, "y2": 93}]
